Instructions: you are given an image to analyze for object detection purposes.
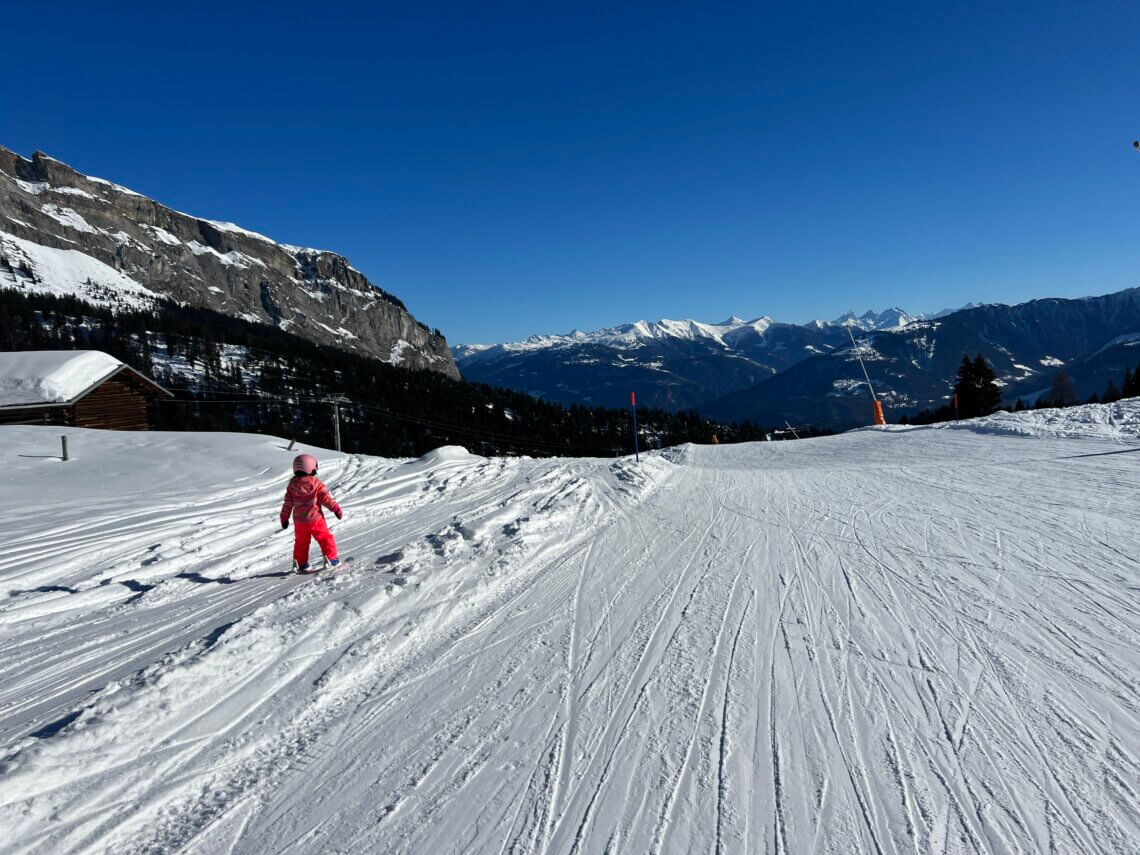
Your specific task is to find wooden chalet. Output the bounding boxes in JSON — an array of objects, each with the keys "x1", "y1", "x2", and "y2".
[{"x1": 0, "y1": 350, "x2": 172, "y2": 430}]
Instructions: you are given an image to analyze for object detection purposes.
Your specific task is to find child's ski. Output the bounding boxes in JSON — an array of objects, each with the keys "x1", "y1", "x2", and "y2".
[{"x1": 293, "y1": 556, "x2": 354, "y2": 575}]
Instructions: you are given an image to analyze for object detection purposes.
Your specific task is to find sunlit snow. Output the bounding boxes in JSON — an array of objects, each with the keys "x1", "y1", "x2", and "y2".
[{"x1": 1, "y1": 402, "x2": 1137, "y2": 853}]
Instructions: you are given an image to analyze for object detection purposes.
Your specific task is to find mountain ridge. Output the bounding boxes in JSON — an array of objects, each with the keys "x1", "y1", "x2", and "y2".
[
  {"x1": 0, "y1": 148, "x2": 458, "y2": 377},
  {"x1": 455, "y1": 288, "x2": 1140, "y2": 425},
  {"x1": 455, "y1": 304, "x2": 927, "y2": 356}
]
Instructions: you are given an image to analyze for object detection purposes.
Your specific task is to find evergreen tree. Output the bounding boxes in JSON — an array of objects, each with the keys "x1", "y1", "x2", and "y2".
[
  {"x1": 139, "y1": 332, "x2": 154, "y2": 375},
  {"x1": 1102, "y1": 378, "x2": 1120, "y2": 403},
  {"x1": 1047, "y1": 371, "x2": 1078, "y2": 407},
  {"x1": 953, "y1": 355, "x2": 977, "y2": 417},
  {"x1": 953, "y1": 353, "x2": 1002, "y2": 418},
  {"x1": 973, "y1": 354, "x2": 1003, "y2": 415},
  {"x1": 1123, "y1": 365, "x2": 1138, "y2": 398}
]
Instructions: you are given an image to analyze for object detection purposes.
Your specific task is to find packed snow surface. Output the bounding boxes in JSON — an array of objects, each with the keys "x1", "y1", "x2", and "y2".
[
  {"x1": 0, "y1": 350, "x2": 123, "y2": 407},
  {"x1": 1, "y1": 402, "x2": 1139, "y2": 854}
]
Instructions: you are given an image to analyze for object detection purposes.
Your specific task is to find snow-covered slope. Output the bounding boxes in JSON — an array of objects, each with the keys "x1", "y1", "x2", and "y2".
[
  {"x1": 1, "y1": 402, "x2": 1138, "y2": 853},
  {"x1": 0, "y1": 148, "x2": 457, "y2": 377}
]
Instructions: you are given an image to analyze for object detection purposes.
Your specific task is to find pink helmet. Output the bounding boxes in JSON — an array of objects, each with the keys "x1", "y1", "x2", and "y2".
[{"x1": 293, "y1": 453, "x2": 318, "y2": 475}]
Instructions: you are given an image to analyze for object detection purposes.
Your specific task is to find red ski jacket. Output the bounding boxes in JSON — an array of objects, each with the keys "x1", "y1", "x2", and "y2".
[{"x1": 280, "y1": 475, "x2": 341, "y2": 525}]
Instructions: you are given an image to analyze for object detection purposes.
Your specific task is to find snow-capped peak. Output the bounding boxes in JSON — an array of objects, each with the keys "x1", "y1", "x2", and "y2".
[
  {"x1": 461, "y1": 314, "x2": 778, "y2": 355},
  {"x1": 825, "y1": 307, "x2": 918, "y2": 331}
]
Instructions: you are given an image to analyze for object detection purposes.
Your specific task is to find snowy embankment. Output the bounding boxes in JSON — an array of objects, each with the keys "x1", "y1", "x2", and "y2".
[{"x1": 1, "y1": 402, "x2": 1138, "y2": 854}]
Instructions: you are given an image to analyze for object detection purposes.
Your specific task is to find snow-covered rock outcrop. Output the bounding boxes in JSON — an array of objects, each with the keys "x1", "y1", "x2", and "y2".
[{"x1": 0, "y1": 148, "x2": 458, "y2": 378}]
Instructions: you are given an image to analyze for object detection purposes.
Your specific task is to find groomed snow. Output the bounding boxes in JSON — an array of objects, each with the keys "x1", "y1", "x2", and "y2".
[
  {"x1": 0, "y1": 402, "x2": 1138, "y2": 853},
  {"x1": 0, "y1": 350, "x2": 123, "y2": 407}
]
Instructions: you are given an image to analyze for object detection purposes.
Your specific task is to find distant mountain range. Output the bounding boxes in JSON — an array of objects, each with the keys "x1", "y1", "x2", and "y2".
[
  {"x1": 452, "y1": 309, "x2": 920, "y2": 413},
  {"x1": 5, "y1": 147, "x2": 1136, "y2": 433},
  {"x1": 455, "y1": 290, "x2": 1140, "y2": 427},
  {"x1": 0, "y1": 148, "x2": 458, "y2": 377}
]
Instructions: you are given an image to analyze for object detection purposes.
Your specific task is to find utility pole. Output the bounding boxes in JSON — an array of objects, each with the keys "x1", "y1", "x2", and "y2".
[
  {"x1": 330, "y1": 397, "x2": 350, "y2": 452},
  {"x1": 631, "y1": 391, "x2": 640, "y2": 463}
]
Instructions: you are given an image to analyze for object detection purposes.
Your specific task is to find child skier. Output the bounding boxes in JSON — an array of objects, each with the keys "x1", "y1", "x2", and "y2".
[{"x1": 280, "y1": 453, "x2": 343, "y2": 573}]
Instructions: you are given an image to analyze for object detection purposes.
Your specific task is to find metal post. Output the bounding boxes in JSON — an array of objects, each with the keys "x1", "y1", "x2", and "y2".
[
  {"x1": 333, "y1": 401, "x2": 341, "y2": 452},
  {"x1": 631, "y1": 391, "x2": 639, "y2": 463},
  {"x1": 61, "y1": 435, "x2": 68, "y2": 462},
  {"x1": 847, "y1": 327, "x2": 878, "y2": 400},
  {"x1": 848, "y1": 327, "x2": 886, "y2": 425},
  {"x1": 784, "y1": 420, "x2": 801, "y2": 440},
  {"x1": 286, "y1": 438, "x2": 296, "y2": 451}
]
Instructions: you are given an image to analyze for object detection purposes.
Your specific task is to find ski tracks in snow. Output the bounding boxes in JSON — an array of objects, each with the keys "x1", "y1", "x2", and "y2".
[{"x1": 1, "y1": 424, "x2": 1138, "y2": 854}]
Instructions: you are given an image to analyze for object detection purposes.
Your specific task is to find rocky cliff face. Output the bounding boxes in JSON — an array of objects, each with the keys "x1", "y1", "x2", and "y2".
[{"x1": 0, "y1": 148, "x2": 459, "y2": 378}]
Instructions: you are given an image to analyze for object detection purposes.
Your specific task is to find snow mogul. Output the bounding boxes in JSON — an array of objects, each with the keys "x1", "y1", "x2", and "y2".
[{"x1": 280, "y1": 453, "x2": 343, "y2": 573}]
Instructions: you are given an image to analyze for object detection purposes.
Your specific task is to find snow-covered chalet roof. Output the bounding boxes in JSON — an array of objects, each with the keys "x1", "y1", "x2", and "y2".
[{"x1": 0, "y1": 350, "x2": 168, "y2": 409}]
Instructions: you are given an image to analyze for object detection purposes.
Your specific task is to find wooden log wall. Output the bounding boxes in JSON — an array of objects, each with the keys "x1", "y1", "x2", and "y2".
[
  {"x1": 73, "y1": 380, "x2": 151, "y2": 431},
  {"x1": 0, "y1": 408, "x2": 70, "y2": 427}
]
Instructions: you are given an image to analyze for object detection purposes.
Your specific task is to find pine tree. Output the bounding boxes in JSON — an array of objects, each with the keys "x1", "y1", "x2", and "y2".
[
  {"x1": 953, "y1": 355, "x2": 978, "y2": 417},
  {"x1": 1123, "y1": 365, "x2": 1138, "y2": 398},
  {"x1": 1103, "y1": 378, "x2": 1120, "y2": 403},
  {"x1": 1048, "y1": 371, "x2": 1078, "y2": 407},
  {"x1": 139, "y1": 332, "x2": 154, "y2": 375},
  {"x1": 953, "y1": 353, "x2": 1002, "y2": 417},
  {"x1": 973, "y1": 354, "x2": 1003, "y2": 415}
]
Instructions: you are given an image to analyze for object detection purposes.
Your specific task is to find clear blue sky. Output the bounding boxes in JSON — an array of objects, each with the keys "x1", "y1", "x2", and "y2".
[{"x1": 3, "y1": 1, "x2": 1138, "y2": 343}]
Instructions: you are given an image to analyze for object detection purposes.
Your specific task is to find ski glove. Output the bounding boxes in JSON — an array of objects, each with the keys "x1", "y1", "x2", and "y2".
[
  {"x1": 280, "y1": 517, "x2": 289, "y2": 530},
  {"x1": 335, "y1": 510, "x2": 343, "y2": 520}
]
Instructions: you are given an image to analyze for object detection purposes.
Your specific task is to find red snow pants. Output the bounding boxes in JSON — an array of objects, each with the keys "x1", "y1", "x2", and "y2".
[{"x1": 294, "y1": 517, "x2": 338, "y2": 565}]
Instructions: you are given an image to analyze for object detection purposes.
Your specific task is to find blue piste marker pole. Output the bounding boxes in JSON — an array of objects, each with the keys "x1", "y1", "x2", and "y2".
[{"x1": 631, "y1": 391, "x2": 639, "y2": 462}]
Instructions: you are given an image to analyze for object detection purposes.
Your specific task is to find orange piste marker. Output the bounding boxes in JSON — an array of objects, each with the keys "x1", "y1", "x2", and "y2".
[{"x1": 873, "y1": 400, "x2": 886, "y2": 426}]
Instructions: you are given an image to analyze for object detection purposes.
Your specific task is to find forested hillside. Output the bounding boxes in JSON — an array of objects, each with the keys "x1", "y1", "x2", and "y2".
[{"x1": 0, "y1": 288, "x2": 804, "y2": 456}]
